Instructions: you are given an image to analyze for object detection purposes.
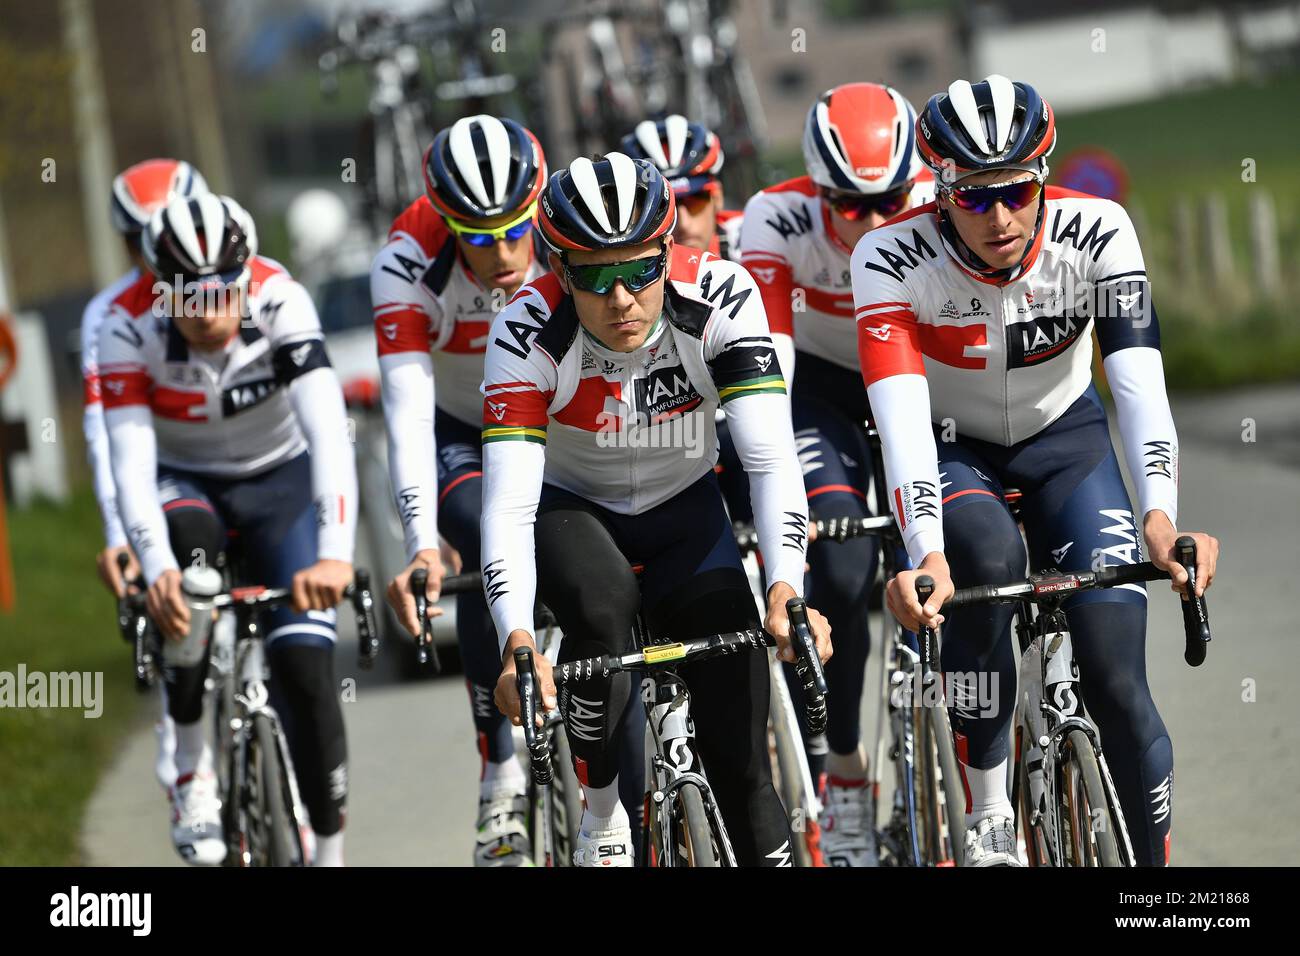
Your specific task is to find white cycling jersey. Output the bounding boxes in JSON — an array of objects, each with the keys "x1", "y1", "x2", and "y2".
[
  {"x1": 97, "y1": 257, "x2": 357, "y2": 583},
  {"x1": 371, "y1": 195, "x2": 546, "y2": 559},
  {"x1": 81, "y1": 267, "x2": 142, "y2": 548},
  {"x1": 479, "y1": 245, "x2": 809, "y2": 647},
  {"x1": 740, "y1": 171, "x2": 935, "y2": 384},
  {"x1": 851, "y1": 186, "x2": 1179, "y2": 564}
]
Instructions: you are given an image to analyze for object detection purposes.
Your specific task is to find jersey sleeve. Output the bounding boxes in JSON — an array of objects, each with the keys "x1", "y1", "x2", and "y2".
[
  {"x1": 700, "y1": 258, "x2": 808, "y2": 594},
  {"x1": 370, "y1": 241, "x2": 442, "y2": 559},
  {"x1": 371, "y1": 236, "x2": 440, "y2": 357},
  {"x1": 851, "y1": 235, "x2": 943, "y2": 565},
  {"x1": 97, "y1": 314, "x2": 177, "y2": 583},
  {"x1": 1086, "y1": 200, "x2": 1179, "y2": 525},
  {"x1": 739, "y1": 192, "x2": 797, "y2": 383},
  {"x1": 81, "y1": 294, "x2": 127, "y2": 548},
  {"x1": 262, "y1": 279, "x2": 357, "y2": 563},
  {"x1": 478, "y1": 291, "x2": 556, "y2": 651}
]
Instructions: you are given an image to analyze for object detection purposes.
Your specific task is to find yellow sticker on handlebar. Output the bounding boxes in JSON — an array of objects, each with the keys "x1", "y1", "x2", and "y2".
[{"x1": 642, "y1": 643, "x2": 686, "y2": 664}]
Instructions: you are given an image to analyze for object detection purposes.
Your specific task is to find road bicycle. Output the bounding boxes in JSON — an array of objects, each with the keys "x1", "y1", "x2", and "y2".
[
  {"x1": 934, "y1": 535, "x2": 1212, "y2": 866},
  {"x1": 202, "y1": 570, "x2": 379, "y2": 867},
  {"x1": 515, "y1": 597, "x2": 827, "y2": 867}
]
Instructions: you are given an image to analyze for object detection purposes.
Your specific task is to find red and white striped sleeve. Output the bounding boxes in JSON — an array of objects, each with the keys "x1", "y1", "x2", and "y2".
[
  {"x1": 479, "y1": 287, "x2": 557, "y2": 651},
  {"x1": 371, "y1": 236, "x2": 441, "y2": 559},
  {"x1": 850, "y1": 241, "x2": 944, "y2": 566}
]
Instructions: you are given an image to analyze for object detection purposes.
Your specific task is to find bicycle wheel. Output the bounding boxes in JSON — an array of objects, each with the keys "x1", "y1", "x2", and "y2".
[
  {"x1": 677, "y1": 784, "x2": 721, "y2": 868},
  {"x1": 246, "y1": 714, "x2": 301, "y2": 867},
  {"x1": 1060, "y1": 729, "x2": 1122, "y2": 867},
  {"x1": 547, "y1": 725, "x2": 584, "y2": 867}
]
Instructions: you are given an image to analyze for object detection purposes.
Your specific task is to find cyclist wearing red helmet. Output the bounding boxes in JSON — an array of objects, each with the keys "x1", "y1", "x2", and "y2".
[
  {"x1": 739, "y1": 82, "x2": 933, "y2": 866},
  {"x1": 371, "y1": 114, "x2": 549, "y2": 866}
]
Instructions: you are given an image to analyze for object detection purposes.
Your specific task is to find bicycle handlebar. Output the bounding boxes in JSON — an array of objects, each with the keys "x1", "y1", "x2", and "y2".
[
  {"x1": 923, "y1": 535, "x2": 1212, "y2": 666},
  {"x1": 409, "y1": 568, "x2": 443, "y2": 673},
  {"x1": 514, "y1": 646, "x2": 554, "y2": 787}
]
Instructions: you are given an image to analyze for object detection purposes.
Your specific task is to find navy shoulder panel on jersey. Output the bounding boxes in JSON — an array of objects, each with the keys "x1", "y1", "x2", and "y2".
[
  {"x1": 532, "y1": 295, "x2": 580, "y2": 364},
  {"x1": 664, "y1": 283, "x2": 712, "y2": 340},
  {"x1": 420, "y1": 233, "x2": 459, "y2": 297}
]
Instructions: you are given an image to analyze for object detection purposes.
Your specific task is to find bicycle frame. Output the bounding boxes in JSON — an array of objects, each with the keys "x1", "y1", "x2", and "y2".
[
  {"x1": 1009, "y1": 598, "x2": 1136, "y2": 867},
  {"x1": 641, "y1": 664, "x2": 738, "y2": 867},
  {"x1": 219, "y1": 603, "x2": 309, "y2": 868}
]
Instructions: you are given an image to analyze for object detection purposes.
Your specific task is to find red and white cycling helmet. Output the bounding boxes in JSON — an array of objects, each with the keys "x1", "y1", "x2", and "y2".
[
  {"x1": 802, "y1": 82, "x2": 922, "y2": 195},
  {"x1": 110, "y1": 159, "x2": 208, "y2": 235}
]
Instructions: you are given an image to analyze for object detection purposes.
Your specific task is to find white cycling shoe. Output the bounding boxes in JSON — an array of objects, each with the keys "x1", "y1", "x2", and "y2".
[
  {"x1": 820, "y1": 778, "x2": 878, "y2": 867},
  {"x1": 170, "y1": 770, "x2": 225, "y2": 866},
  {"x1": 573, "y1": 808, "x2": 634, "y2": 868},
  {"x1": 474, "y1": 790, "x2": 533, "y2": 867},
  {"x1": 963, "y1": 814, "x2": 1024, "y2": 867}
]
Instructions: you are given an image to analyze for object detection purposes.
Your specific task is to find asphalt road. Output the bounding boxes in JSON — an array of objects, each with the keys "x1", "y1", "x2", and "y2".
[{"x1": 80, "y1": 386, "x2": 1300, "y2": 866}]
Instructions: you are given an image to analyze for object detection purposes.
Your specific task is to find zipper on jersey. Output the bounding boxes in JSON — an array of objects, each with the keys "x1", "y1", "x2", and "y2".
[{"x1": 1000, "y1": 287, "x2": 1012, "y2": 445}]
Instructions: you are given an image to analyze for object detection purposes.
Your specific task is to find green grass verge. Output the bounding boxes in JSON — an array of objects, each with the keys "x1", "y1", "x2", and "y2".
[{"x1": 0, "y1": 489, "x2": 142, "y2": 865}]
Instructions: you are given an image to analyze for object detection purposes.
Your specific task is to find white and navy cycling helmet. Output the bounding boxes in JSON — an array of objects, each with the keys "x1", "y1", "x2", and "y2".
[
  {"x1": 916, "y1": 75, "x2": 1056, "y2": 181},
  {"x1": 110, "y1": 158, "x2": 208, "y2": 236},
  {"x1": 538, "y1": 152, "x2": 676, "y2": 253},
  {"x1": 619, "y1": 115, "x2": 724, "y2": 197},
  {"x1": 802, "y1": 82, "x2": 922, "y2": 195},
  {"x1": 423, "y1": 114, "x2": 546, "y2": 221},
  {"x1": 143, "y1": 193, "x2": 257, "y2": 288}
]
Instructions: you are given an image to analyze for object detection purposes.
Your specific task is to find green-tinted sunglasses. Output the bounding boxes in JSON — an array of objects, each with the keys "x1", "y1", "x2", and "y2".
[{"x1": 564, "y1": 250, "x2": 667, "y2": 295}]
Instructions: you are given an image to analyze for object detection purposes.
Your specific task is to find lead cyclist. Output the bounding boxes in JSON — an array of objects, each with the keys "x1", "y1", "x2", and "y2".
[{"x1": 852, "y1": 75, "x2": 1219, "y2": 866}]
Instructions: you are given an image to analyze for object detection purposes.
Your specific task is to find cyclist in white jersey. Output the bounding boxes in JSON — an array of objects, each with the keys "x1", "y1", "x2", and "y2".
[
  {"x1": 484, "y1": 153, "x2": 832, "y2": 866},
  {"x1": 853, "y1": 75, "x2": 1219, "y2": 865},
  {"x1": 81, "y1": 159, "x2": 208, "y2": 794},
  {"x1": 84, "y1": 160, "x2": 208, "y2": 598},
  {"x1": 371, "y1": 115, "x2": 547, "y2": 866},
  {"x1": 739, "y1": 82, "x2": 933, "y2": 866},
  {"x1": 99, "y1": 194, "x2": 357, "y2": 865}
]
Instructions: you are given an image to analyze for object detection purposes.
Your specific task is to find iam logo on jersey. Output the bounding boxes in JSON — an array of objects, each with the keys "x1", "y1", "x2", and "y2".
[{"x1": 633, "y1": 365, "x2": 701, "y2": 423}]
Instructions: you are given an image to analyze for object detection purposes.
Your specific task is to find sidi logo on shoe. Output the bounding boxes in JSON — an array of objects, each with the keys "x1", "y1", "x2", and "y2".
[{"x1": 49, "y1": 886, "x2": 151, "y2": 936}]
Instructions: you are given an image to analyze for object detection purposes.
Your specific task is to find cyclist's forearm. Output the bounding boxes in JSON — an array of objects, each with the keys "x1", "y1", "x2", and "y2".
[
  {"x1": 725, "y1": 391, "x2": 808, "y2": 594},
  {"x1": 480, "y1": 439, "x2": 544, "y2": 654},
  {"x1": 289, "y1": 367, "x2": 358, "y2": 564},
  {"x1": 866, "y1": 374, "x2": 945, "y2": 566},
  {"x1": 105, "y1": 405, "x2": 177, "y2": 584},
  {"x1": 83, "y1": 400, "x2": 127, "y2": 548},
  {"x1": 379, "y1": 352, "x2": 441, "y2": 559},
  {"x1": 1103, "y1": 346, "x2": 1179, "y2": 527}
]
